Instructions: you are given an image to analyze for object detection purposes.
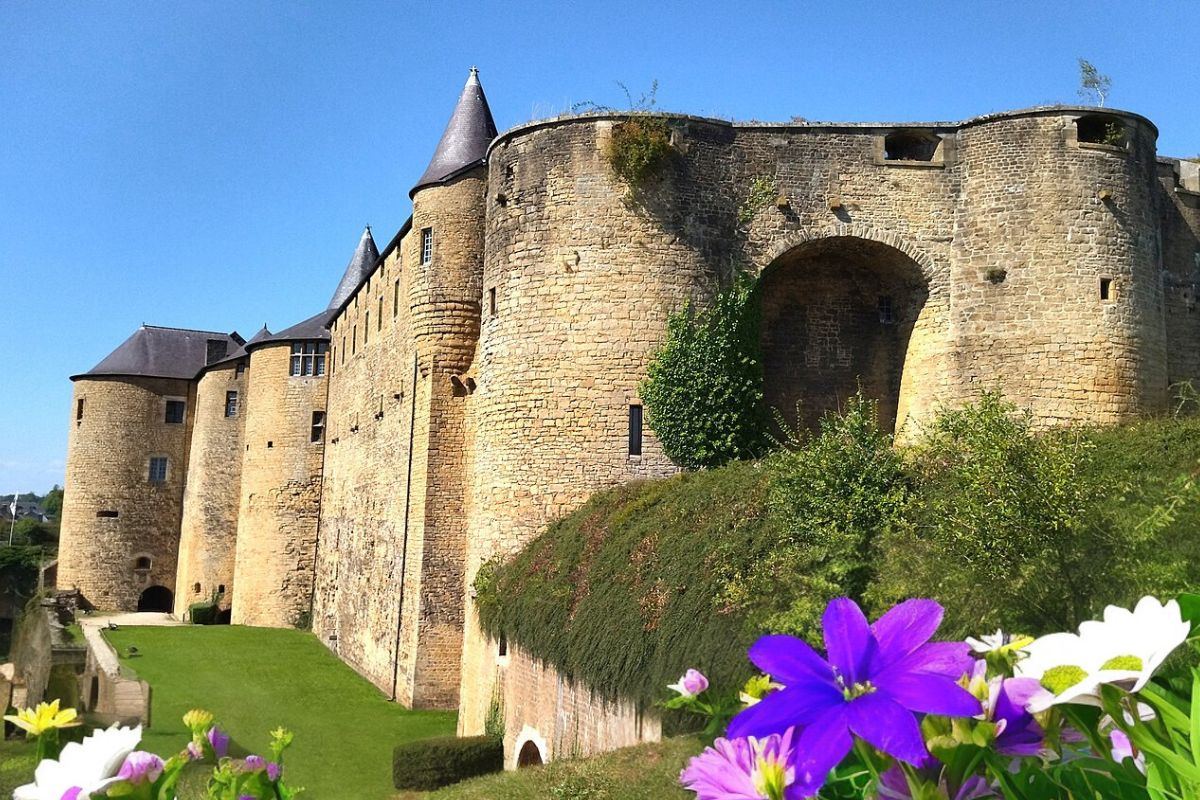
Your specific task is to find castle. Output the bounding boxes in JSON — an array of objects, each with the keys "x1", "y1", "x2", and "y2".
[{"x1": 58, "y1": 69, "x2": 1200, "y2": 766}]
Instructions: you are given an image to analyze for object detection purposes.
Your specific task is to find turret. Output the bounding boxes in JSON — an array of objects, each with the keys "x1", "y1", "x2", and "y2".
[{"x1": 408, "y1": 67, "x2": 495, "y2": 373}]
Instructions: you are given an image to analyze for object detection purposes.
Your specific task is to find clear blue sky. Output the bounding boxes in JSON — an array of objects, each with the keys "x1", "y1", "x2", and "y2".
[{"x1": 2, "y1": 1, "x2": 1197, "y2": 492}]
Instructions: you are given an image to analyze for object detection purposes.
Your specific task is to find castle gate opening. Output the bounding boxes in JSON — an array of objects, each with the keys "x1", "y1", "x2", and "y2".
[
  {"x1": 760, "y1": 236, "x2": 929, "y2": 434},
  {"x1": 137, "y1": 585, "x2": 174, "y2": 612}
]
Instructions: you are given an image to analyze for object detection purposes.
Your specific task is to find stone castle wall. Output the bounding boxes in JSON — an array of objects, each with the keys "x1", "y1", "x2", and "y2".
[
  {"x1": 59, "y1": 376, "x2": 194, "y2": 609},
  {"x1": 174, "y1": 361, "x2": 248, "y2": 617},
  {"x1": 1159, "y1": 159, "x2": 1200, "y2": 390},
  {"x1": 231, "y1": 343, "x2": 327, "y2": 627}
]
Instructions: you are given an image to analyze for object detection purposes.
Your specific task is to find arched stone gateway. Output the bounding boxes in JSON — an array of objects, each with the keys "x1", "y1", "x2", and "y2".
[
  {"x1": 516, "y1": 739, "x2": 544, "y2": 767},
  {"x1": 136, "y1": 585, "x2": 174, "y2": 612},
  {"x1": 759, "y1": 235, "x2": 937, "y2": 435}
]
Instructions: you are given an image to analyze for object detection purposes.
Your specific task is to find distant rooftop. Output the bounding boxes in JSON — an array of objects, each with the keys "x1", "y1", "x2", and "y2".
[{"x1": 75, "y1": 325, "x2": 244, "y2": 381}]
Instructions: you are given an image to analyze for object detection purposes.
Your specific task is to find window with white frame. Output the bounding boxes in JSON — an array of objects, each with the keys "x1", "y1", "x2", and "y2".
[
  {"x1": 289, "y1": 342, "x2": 328, "y2": 376},
  {"x1": 421, "y1": 228, "x2": 432, "y2": 265},
  {"x1": 148, "y1": 456, "x2": 168, "y2": 482}
]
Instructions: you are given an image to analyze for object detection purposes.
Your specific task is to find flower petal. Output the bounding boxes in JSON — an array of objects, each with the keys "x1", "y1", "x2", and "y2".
[
  {"x1": 726, "y1": 681, "x2": 844, "y2": 739},
  {"x1": 870, "y1": 599, "x2": 944, "y2": 668},
  {"x1": 789, "y1": 706, "x2": 852, "y2": 798},
  {"x1": 747, "y1": 634, "x2": 833, "y2": 684},
  {"x1": 873, "y1": 671, "x2": 982, "y2": 717},
  {"x1": 887, "y1": 641, "x2": 975, "y2": 680},
  {"x1": 847, "y1": 693, "x2": 928, "y2": 765},
  {"x1": 823, "y1": 598, "x2": 875, "y2": 684}
]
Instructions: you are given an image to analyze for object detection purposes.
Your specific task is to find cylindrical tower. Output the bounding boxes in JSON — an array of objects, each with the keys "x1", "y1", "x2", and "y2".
[
  {"x1": 231, "y1": 317, "x2": 331, "y2": 628},
  {"x1": 173, "y1": 328, "x2": 268, "y2": 618},
  {"x1": 59, "y1": 326, "x2": 241, "y2": 611},
  {"x1": 951, "y1": 107, "x2": 1166, "y2": 423}
]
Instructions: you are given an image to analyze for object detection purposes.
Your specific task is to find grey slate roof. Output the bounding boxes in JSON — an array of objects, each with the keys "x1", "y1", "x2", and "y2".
[
  {"x1": 411, "y1": 67, "x2": 498, "y2": 196},
  {"x1": 208, "y1": 324, "x2": 272, "y2": 369},
  {"x1": 252, "y1": 309, "x2": 336, "y2": 348},
  {"x1": 74, "y1": 325, "x2": 243, "y2": 381},
  {"x1": 327, "y1": 226, "x2": 379, "y2": 310}
]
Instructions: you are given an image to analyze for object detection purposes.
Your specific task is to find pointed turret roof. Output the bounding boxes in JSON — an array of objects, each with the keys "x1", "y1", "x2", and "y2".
[
  {"x1": 327, "y1": 226, "x2": 379, "y2": 310},
  {"x1": 411, "y1": 67, "x2": 498, "y2": 196}
]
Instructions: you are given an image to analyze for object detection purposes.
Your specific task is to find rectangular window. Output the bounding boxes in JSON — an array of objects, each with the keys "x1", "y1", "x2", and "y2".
[
  {"x1": 628, "y1": 404, "x2": 643, "y2": 456},
  {"x1": 489, "y1": 287, "x2": 497, "y2": 316},
  {"x1": 394, "y1": 279, "x2": 400, "y2": 317},
  {"x1": 311, "y1": 410, "x2": 326, "y2": 443},
  {"x1": 76, "y1": 399, "x2": 84, "y2": 421},
  {"x1": 148, "y1": 456, "x2": 168, "y2": 482},
  {"x1": 96, "y1": 510, "x2": 118, "y2": 518},
  {"x1": 341, "y1": 336, "x2": 346, "y2": 364},
  {"x1": 289, "y1": 342, "x2": 328, "y2": 376},
  {"x1": 235, "y1": 360, "x2": 246, "y2": 377},
  {"x1": 421, "y1": 228, "x2": 432, "y2": 265},
  {"x1": 1100, "y1": 277, "x2": 1114, "y2": 301},
  {"x1": 352, "y1": 327, "x2": 357, "y2": 355},
  {"x1": 224, "y1": 391, "x2": 238, "y2": 417},
  {"x1": 165, "y1": 399, "x2": 186, "y2": 424}
]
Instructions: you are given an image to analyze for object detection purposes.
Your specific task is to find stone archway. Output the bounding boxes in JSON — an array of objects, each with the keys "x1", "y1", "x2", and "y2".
[
  {"x1": 517, "y1": 740, "x2": 544, "y2": 767},
  {"x1": 759, "y1": 234, "x2": 932, "y2": 434},
  {"x1": 137, "y1": 585, "x2": 173, "y2": 612}
]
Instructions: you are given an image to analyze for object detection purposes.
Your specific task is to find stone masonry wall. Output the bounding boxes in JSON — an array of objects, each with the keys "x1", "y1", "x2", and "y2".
[
  {"x1": 174, "y1": 361, "x2": 247, "y2": 617},
  {"x1": 59, "y1": 376, "x2": 194, "y2": 610},
  {"x1": 1159, "y1": 158, "x2": 1200, "y2": 390},
  {"x1": 231, "y1": 343, "x2": 327, "y2": 628},
  {"x1": 315, "y1": 239, "x2": 417, "y2": 698}
]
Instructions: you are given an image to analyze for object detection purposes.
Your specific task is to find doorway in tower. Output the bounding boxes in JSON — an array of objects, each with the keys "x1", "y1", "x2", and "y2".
[
  {"x1": 137, "y1": 585, "x2": 174, "y2": 612},
  {"x1": 760, "y1": 235, "x2": 930, "y2": 435}
]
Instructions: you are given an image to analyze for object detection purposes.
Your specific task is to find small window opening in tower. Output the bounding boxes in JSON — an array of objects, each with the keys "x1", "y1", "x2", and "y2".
[
  {"x1": 165, "y1": 399, "x2": 186, "y2": 424},
  {"x1": 364, "y1": 312, "x2": 369, "y2": 344},
  {"x1": 878, "y1": 295, "x2": 895, "y2": 324},
  {"x1": 267, "y1": 441, "x2": 274, "y2": 449},
  {"x1": 628, "y1": 404, "x2": 643, "y2": 456},
  {"x1": 421, "y1": 228, "x2": 433, "y2": 265},
  {"x1": 96, "y1": 510, "x2": 118, "y2": 518},
  {"x1": 498, "y1": 634, "x2": 508, "y2": 658},
  {"x1": 1100, "y1": 277, "x2": 1114, "y2": 302},
  {"x1": 193, "y1": 582, "x2": 201, "y2": 594},
  {"x1": 377, "y1": 297, "x2": 383, "y2": 330},
  {"x1": 311, "y1": 411, "x2": 326, "y2": 443},
  {"x1": 884, "y1": 131, "x2": 939, "y2": 161},
  {"x1": 394, "y1": 279, "x2": 400, "y2": 317},
  {"x1": 341, "y1": 336, "x2": 346, "y2": 364},
  {"x1": 76, "y1": 398, "x2": 84, "y2": 422},
  {"x1": 148, "y1": 456, "x2": 168, "y2": 483},
  {"x1": 236, "y1": 360, "x2": 246, "y2": 377},
  {"x1": 134, "y1": 556, "x2": 152, "y2": 571},
  {"x1": 352, "y1": 327, "x2": 357, "y2": 355},
  {"x1": 1077, "y1": 114, "x2": 1127, "y2": 147},
  {"x1": 489, "y1": 287, "x2": 497, "y2": 316},
  {"x1": 225, "y1": 391, "x2": 238, "y2": 418},
  {"x1": 218, "y1": 584, "x2": 226, "y2": 594}
]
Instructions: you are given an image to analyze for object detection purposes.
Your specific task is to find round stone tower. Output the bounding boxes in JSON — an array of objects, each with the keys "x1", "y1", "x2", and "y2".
[
  {"x1": 231, "y1": 229, "x2": 378, "y2": 628},
  {"x1": 951, "y1": 107, "x2": 1167, "y2": 422},
  {"x1": 59, "y1": 326, "x2": 242, "y2": 611}
]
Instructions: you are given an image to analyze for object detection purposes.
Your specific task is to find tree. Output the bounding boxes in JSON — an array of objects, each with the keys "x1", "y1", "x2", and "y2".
[
  {"x1": 41, "y1": 485, "x2": 63, "y2": 519},
  {"x1": 1077, "y1": 58, "x2": 1112, "y2": 107}
]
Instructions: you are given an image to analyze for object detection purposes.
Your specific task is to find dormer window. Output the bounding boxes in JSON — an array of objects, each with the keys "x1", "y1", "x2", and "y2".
[{"x1": 421, "y1": 228, "x2": 433, "y2": 265}]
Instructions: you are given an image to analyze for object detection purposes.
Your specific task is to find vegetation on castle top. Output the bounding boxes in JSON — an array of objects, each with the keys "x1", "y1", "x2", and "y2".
[
  {"x1": 639, "y1": 274, "x2": 770, "y2": 470},
  {"x1": 104, "y1": 625, "x2": 455, "y2": 799},
  {"x1": 578, "y1": 80, "x2": 675, "y2": 190},
  {"x1": 476, "y1": 395, "x2": 1200, "y2": 707}
]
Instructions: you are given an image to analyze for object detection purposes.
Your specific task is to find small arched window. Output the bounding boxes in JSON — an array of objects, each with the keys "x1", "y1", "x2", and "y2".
[{"x1": 134, "y1": 556, "x2": 152, "y2": 571}]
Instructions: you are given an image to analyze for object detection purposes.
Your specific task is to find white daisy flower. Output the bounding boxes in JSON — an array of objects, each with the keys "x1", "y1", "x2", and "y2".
[{"x1": 13, "y1": 724, "x2": 143, "y2": 800}]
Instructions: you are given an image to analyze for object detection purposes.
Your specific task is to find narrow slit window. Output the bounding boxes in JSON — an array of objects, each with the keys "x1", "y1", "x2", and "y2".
[
  {"x1": 341, "y1": 336, "x2": 346, "y2": 364},
  {"x1": 498, "y1": 634, "x2": 508, "y2": 658},
  {"x1": 311, "y1": 410, "x2": 326, "y2": 443},
  {"x1": 378, "y1": 297, "x2": 383, "y2": 330},
  {"x1": 364, "y1": 312, "x2": 369, "y2": 344},
  {"x1": 628, "y1": 404, "x2": 643, "y2": 456},
  {"x1": 394, "y1": 279, "x2": 400, "y2": 317},
  {"x1": 421, "y1": 228, "x2": 433, "y2": 265},
  {"x1": 96, "y1": 510, "x2": 118, "y2": 518},
  {"x1": 352, "y1": 326, "x2": 357, "y2": 355},
  {"x1": 1100, "y1": 278, "x2": 1114, "y2": 302},
  {"x1": 224, "y1": 391, "x2": 238, "y2": 417},
  {"x1": 76, "y1": 399, "x2": 84, "y2": 421},
  {"x1": 489, "y1": 287, "x2": 497, "y2": 316}
]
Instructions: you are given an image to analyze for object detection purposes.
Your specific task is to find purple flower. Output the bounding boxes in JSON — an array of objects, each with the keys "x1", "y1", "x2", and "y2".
[
  {"x1": 243, "y1": 754, "x2": 266, "y2": 772},
  {"x1": 187, "y1": 740, "x2": 203, "y2": 760},
  {"x1": 267, "y1": 761, "x2": 281, "y2": 781},
  {"x1": 116, "y1": 751, "x2": 165, "y2": 784},
  {"x1": 680, "y1": 728, "x2": 799, "y2": 800},
  {"x1": 990, "y1": 677, "x2": 1044, "y2": 757},
  {"x1": 879, "y1": 766, "x2": 996, "y2": 799},
  {"x1": 208, "y1": 725, "x2": 230, "y2": 758},
  {"x1": 1110, "y1": 729, "x2": 1145, "y2": 774},
  {"x1": 61, "y1": 790, "x2": 83, "y2": 800},
  {"x1": 728, "y1": 598, "x2": 980, "y2": 797},
  {"x1": 670, "y1": 669, "x2": 710, "y2": 698}
]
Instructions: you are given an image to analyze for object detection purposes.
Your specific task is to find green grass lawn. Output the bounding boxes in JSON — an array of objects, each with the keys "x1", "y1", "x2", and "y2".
[
  {"x1": 397, "y1": 736, "x2": 701, "y2": 800},
  {"x1": 0, "y1": 738, "x2": 37, "y2": 798},
  {"x1": 105, "y1": 625, "x2": 456, "y2": 800}
]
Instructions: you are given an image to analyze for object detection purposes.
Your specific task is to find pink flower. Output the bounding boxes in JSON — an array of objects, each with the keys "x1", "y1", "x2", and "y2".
[
  {"x1": 267, "y1": 761, "x2": 281, "y2": 781},
  {"x1": 116, "y1": 751, "x2": 164, "y2": 784},
  {"x1": 1110, "y1": 730, "x2": 1145, "y2": 774},
  {"x1": 207, "y1": 726, "x2": 230, "y2": 758},
  {"x1": 669, "y1": 669, "x2": 710, "y2": 698},
  {"x1": 681, "y1": 729, "x2": 797, "y2": 800}
]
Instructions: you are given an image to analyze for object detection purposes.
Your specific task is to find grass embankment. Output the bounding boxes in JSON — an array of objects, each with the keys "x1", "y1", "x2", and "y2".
[
  {"x1": 0, "y1": 739, "x2": 36, "y2": 797},
  {"x1": 105, "y1": 626, "x2": 455, "y2": 800},
  {"x1": 398, "y1": 736, "x2": 701, "y2": 800}
]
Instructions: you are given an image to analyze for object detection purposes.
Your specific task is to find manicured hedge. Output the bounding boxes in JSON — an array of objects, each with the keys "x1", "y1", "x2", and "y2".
[
  {"x1": 392, "y1": 735, "x2": 504, "y2": 790},
  {"x1": 189, "y1": 601, "x2": 218, "y2": 625}
]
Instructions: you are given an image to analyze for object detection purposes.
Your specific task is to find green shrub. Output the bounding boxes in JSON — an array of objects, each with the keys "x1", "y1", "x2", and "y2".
[
  {"x1": 719, "y1": 393, "x2": 908, "y2": 642},
  {"x1": 640, "y1": 275, "x2": 769, "y2": 470},
  {"x1": 189, "y1": 601, "x2": 218, "y2": 626},
  {"x1": 392, "y1": 735, "x2": 503, "y2": 791},
  {"x1": 604, "y1": 117, "x2": 672, "y2": 188}
]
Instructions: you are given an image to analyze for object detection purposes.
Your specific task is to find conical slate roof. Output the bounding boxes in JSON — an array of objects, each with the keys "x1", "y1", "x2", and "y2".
[
  {"x1": 74, "y1": 325, "x2": 243, "y2": 380},
  {"x1": 411, "y1": 67, "x2": 498, "y2": 196},
  {"x1": 327, "y1": 226, "x2": 379, "y2": 310}
]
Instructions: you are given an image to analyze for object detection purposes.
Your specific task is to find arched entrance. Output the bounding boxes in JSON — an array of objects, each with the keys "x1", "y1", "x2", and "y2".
[
  {"x1": 137, "y1": 585, "x2": 174, "y2": 612},
  {"x1": 760, "y1": 235, "x2": 930, "y2": 434},
  {"x1": 517, "y1": 740, "x2": 544, "y2": 767}
]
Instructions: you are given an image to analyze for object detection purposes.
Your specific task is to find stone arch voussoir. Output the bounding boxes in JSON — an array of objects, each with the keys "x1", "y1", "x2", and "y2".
[{"x1": 762, "y1": 225, "x2": 939, "y2": 286}]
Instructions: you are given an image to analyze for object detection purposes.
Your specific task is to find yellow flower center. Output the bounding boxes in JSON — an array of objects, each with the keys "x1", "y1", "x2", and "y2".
[
  {"x1": 1041, "y1": 665, "x2": 1088, "y2": 695},
  {"x1": 1100, "y1": 655, "x2": 1143, "y2": 671}
]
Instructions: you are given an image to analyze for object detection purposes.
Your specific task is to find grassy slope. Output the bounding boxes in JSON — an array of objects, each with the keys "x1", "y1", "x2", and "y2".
[
  {"x1": 105, "y1": 626, "x2": 455, "y2": 800},
  {"x1": 0, "y1": 739, "x2": 36, "y2": 797},
  {"x1": 397, "y1": 736, "x2": 701, "y2": 800}
]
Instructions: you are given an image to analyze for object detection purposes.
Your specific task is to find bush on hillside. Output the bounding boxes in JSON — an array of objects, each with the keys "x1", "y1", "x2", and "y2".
[
  {"x1": 392, "y1": 736, "x2": 503, "y2": 791},
  {"x1": 640, "y1": 275, "x2": 770, "y2": 470}
]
